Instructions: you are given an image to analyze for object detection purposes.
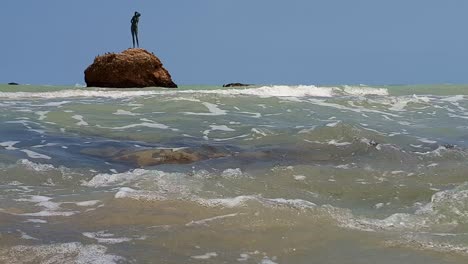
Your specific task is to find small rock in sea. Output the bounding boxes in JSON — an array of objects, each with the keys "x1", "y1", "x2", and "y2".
[
  {"x1": 369, "y1": 140, "x2": 379, "y2": 147},
  {"x1": 81, "y1": 144, "x2": 230, "y2": 167},
  {"x1": 223, "y1": 83, "x2": 252, "y2": 87},
  {"x1": 8, "y1": 82, "x2": 19, "y2": 85},
  {"x1": 443, "y1": 144, "x2": 455, "y2": 149}
]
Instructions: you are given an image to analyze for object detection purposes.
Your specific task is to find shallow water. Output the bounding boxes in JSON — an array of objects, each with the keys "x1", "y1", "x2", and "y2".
[{"x1": 0, "y1": 84, "x2": 468, "y2": 263}]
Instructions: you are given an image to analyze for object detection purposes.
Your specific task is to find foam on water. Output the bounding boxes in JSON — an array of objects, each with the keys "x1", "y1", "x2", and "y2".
[
  {"x1": 75, "y1": 200, "x2": 101, "y2": 207},
  {"x1": 72, "y1": 115, "x2": 89, "y2": 126},
  {"x1": 223, "y1": 85, "x2": 335, "y2": 97},
  {"x1": 186, "y1": 213, "x2": 239, "y2": 227},
  {"x1": 342, "y1": 85, "x2": 389, "y2": 96},
  {"x1": 97, "y1": 120, "x2": 177, "y2": 131},
  {"x1": 82, "y1": 231, "x2": 132, "y2": 244},
  {"x1": 0, "y1": 89, "x2": 159, "y2": 99},
  {"x1": 209, "y1": 124, "x2": 235, "y2": 132},
  {"x1": 184, "y1": 102, "x2": 227, "y2": 116},
  {"x1": 14, "y1": 195, "x2": 78, "y2": 217},
  {"x1": 0, "y1": 85, "x2": 392, "y2": 104},
  {"x1": 19, "y1": 150, "x2": 51, "y2": 160},
  {"x1": 17, "y1": 159, "x2": 55, "y2": 171},
  {"x1": 191, "y1": 252, "x2": 218, "y2": 260},
  {"x1": 83, "y1": 169, "x2": 150, "y2": 187},
  {"x1": 113, "y1": 109, "x2": 140, "y2": 116},
  {"x1": 35, "y1": 111, "x2": 49, "y2": 121},
  {"x1": 0, "y1": 242, "x2": 124, "y2": 264},
  {"x1": 0, "y1": 141, "x2": 20, "y2": 150}
]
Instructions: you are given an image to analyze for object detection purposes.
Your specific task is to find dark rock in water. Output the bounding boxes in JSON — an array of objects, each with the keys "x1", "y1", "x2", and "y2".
[
  {"x1": 223, "y1": 83, "x2": 251, "y2": 87},
  {"x1": 82, "y1": 145, "x2": 230, "y2": 167},
  {"x1": 368, "y1": 140, "x2": 379, "y2": 147},
  {"x1": 115, "y1": 149, "x2": 201, "y2": 167},
  {"x1": 443, "y1": 144, "x2": 455, "y2": 149},
  {"x1": 8, "y1": 82, "x2": 19, "y2": 85},
  {"x1": 84, "y1": 48, "x2": 177, "y2": 88}
]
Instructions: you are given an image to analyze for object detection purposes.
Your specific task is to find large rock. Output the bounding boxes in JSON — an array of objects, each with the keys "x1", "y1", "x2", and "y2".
[{"x1": 84, "y1": 48, "x2": 177, "y2": 88}]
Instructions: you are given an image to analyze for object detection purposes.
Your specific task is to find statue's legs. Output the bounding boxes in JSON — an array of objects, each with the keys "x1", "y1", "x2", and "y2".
[
  {"x1": 131, "y1": 30, "x2": 136, "y2": 48},
  {"x1": 135, "y1": 31, "x2": 139, "y2": 48}
]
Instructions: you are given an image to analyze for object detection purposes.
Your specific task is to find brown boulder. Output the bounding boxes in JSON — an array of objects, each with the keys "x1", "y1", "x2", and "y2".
[
  {"x1": 114, "y1": 149, "x2": 201, "y2": 167},
  {"x1": 84, "y1": 48, "x2": 177, "y2": 88}
]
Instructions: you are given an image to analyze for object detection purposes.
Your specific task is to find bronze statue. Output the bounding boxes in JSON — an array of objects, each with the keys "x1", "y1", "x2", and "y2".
[{"x1": 131, "y1": 12, "x2": 141, "y2": 48}]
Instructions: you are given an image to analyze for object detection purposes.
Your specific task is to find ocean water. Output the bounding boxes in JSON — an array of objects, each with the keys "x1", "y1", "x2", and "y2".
[{"x1": 0, "y1": 83, "x2": 468, "y2": 263}]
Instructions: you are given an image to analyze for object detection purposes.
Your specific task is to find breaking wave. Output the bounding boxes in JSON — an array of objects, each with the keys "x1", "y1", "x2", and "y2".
[{"x1": 0, "y1": 85, "x2": 390, "y2": 100}]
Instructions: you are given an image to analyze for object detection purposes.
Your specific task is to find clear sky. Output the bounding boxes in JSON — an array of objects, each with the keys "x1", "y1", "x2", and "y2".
[{"x1": 1, "y1": 1, "x2": 468, "y2": 86}]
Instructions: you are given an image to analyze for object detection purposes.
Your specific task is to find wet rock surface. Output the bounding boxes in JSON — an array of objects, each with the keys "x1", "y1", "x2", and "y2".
[{"x1": 84, "y1": 48, "x2": 177, "y2": 88}]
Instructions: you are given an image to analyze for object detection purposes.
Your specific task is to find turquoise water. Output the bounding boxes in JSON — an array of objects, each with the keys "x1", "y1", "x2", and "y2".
[{"x1": 0, "y1": 84, "x2": 468, "y2": 263}]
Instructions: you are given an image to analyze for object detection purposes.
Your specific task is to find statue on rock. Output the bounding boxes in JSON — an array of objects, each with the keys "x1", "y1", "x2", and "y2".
[{"x1": 131, "y1": 11, "x2": 141, "y2": 48}]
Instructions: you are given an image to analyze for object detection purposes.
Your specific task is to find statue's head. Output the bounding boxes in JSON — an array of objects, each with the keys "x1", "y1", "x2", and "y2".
[{"x1": 135, "y1": 11, "x2": 141, "y2": 17}]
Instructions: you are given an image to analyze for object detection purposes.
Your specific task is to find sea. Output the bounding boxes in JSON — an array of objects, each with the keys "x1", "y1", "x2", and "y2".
[{"x1": 0, "y1": 84, "x2": 467, "y2": 264}]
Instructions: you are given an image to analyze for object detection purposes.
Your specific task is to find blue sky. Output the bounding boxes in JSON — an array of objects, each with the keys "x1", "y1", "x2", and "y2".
[{"x1": 1, "y1": 1, "x2": 468, "y2": 85}]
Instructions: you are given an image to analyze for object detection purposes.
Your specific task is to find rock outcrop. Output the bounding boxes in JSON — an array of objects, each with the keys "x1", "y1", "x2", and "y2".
[
  {"x1": 84, "y1": 48, "x2": 177, "y2": 88},
  {"x1": 223, "y1": 83, "x2": 252, "y2": 87}
]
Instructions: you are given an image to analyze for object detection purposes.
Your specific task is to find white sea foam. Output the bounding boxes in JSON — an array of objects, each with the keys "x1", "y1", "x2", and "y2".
[
  {"x1": 197, "y1": 195, "x2": 316, "y2": 210},
  {"x1": 18, "y1": 159, "x2": 55, "y2": 171},
  {"x1": 226, "y1": 85, "x2": 335, "y2": 97},
  {"x1": 441, "y1": 95, "x2": 465, "y2": 102},
  {"x1": 113, "y1": 109, "x2": 140, "y2": 116},
  {"x1": 0, "y1": 242, "x2": 124, "y2": 264},
  {"x1": 0, "y1": 89, "x2": 159, "y2": 99},
  {"x1": 326, "y1": 121, "x2": 340, "y2": 127},
  {"x1": 35, "y1": 111, "x2": 49, "y2": 121},
  {"x1": 86, "y1": 169, "x2": 196, "y2": 201},
  {"x1": 20, "y1": 150, "x2": 51, "y2": 160},
  {"x1": 186, "y1": 213, "x2": 239, "y2": 226},
  {"x1": 260, "y1": 257, "x2": 279, "y2": 264},
  {"x1": 0, "y1": 141, "x2": 20, "y2": 150},
  {"x1": 210, "y1": 124, "x2": 235, "y2": 131},
  {"x1": 251, "y1": 128, "x2": 269, "y2": 137},
  {"x1": 184, "y1": 102, "x2": 227, "y2": 116},
  {"x1": 114, "y1": 187, "x2": 167, "y2": 201},
  {"x1": 75, "y1": 200, "x2": 101, "y2": 207},
  {"x1": 106, "y1": 122, "x2": 168, "y2": 130},
  {"x1": 327, "y1": 140, "x2": 352, "y2": 146},
  {"x1": 24, "y1": 219, "x2": 48, "y2": 223},
  {"x1": 191, "y1": 252, "x2": 218, "y2": 260},
  {"x1": 342, "y1": 86, "x2": 389, "y2": 96},
  {"x1": 15, "y1": 195, "x2": 77, "y2": 217},
  {"x1": 417, "y1": 138, "x2": 437, "y2": 144},
  {"x1": 18, "y1": 230, "x2": 38, "y2": 240},
  {"x1": 293, "y1": 175, "x2": 306, "y2": 181},
  {"x1": 41, "y1": 101, "x2": 71, "y2": 106},
  {"x1": 72, "y1": 115, "x2": 89, "y2": 126},
  {"x1": 83, "y1": 169, "x2": 149, "y2": 187},
  {"x1": 220, "y1": 168, "x2": 244, "y2": 179},
  {"x1": 83, "y1": 231, "x2": 132, "y2": 244}
]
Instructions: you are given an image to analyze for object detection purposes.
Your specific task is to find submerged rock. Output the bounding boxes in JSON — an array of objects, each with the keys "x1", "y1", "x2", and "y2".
[
  {"x1": 223, "y1": 83, "x2": 252, "y2": 87},
  {"x1": 84, "y1": 48, "x2": 177, "y2": 88},
  {"x1": 81, "y1": 145, "x2": 230, "y2": 167},
  {"x1": 115, "y1": 149, "x2": 201, "y2": 167}
]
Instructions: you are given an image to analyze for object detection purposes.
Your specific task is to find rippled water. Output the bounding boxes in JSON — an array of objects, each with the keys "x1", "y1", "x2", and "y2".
[{"x1": 0, "y1": 84, "x2": 468, "y2": 263}]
